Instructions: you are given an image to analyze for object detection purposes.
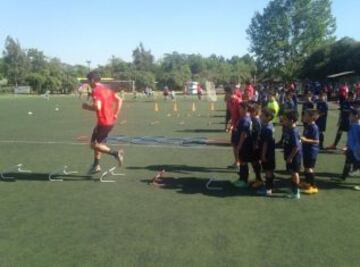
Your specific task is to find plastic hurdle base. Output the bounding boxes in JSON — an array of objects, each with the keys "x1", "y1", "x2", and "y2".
[
  {"x1": 99, "y1": 166, "x2": 125, "y2": 183},
  {"x1": 1, "y1": 163, "x2": 32, "y2": 181},
  {"x1": 48, "y1": 165, "x2": 78, "y2": 182},
  {"x1": 206, "y1": 178, "x2": 222, "y2": 191}
]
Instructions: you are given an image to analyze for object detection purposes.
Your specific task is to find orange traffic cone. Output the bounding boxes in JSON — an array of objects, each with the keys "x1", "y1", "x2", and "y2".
[
  {"x1": 173, "y1": 102, "x2": 178, "y2": 112},
  {"x1": 191, "y1": 102, "x2": 196, "y2": 112},
  {"x1": 154, "y1": 102, "x2": 159, "y2": 112}
]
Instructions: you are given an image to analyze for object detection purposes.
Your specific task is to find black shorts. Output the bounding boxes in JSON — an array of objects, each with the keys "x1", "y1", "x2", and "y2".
[
  {"x1": 91, "y1": 125, "x2": 114, "y2": 144},
  {"x1": 239, "y1": 147, "x2": 253, "y2": 163},
  {"x1": 261, "y1": 159, "x2": 275, "y2": 171},
  {"x1": 252, "y1": 148, "x2": 261, "y2": 161},
  {"x1": 231, "y1": 131, "x2": 239, "y2": 145},
  {"x1": 286, "y1": 157, "x2": 301, "y2": 173},
  {"x1": 303, "y1": 157, "x2": 316, "y2": 169},
  {"x1": 339, "y1": 119, "x2": 350, "y2": 132}
]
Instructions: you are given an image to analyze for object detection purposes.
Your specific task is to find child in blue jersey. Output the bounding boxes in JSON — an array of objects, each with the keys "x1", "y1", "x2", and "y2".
[
  {"x1": 233, "y1": 102, "x2": 253, "y2": 188},
  {"x1": 249, "y1": 103, "x2": 263, "y2": 188},
  {"x1": 328, "y1": 92, "x2": 354, "y2": 149},
  {"x1": 301, "y1": 91, "x2": 314, "y2": 123},
  {"x1": 316, "y1": 91, "x2": 328, "y2": 150},
  {"x1": 300, "y1": 109, "x2": 320, "y2": 194},
  {"x1": 276, "y1": 91, "x2": 297, "y2": 148},
  {"x1": 257, "y1": 108, "x2": 276, "y2": 196},
  {"x1": 341, "y1": 108, "x2": 360, "y2": 180},
  {"x1": 283, "y1": 110, "x2": 302, "y2": 199}
]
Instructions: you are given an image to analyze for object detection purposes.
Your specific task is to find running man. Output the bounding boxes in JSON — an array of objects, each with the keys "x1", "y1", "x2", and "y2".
[{"x1": 82, "y1": 71, "x2": 124, "y2": 174}]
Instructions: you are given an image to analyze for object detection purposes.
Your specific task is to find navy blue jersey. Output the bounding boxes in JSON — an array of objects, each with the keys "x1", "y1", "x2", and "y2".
[
  {"x1": 316, "y1": 100, "x2": 328, "y2": 131},
  {"x1": 302, "y1": 101, "x2": 314, "y2": 114},
  {"x1": 283, "y1": 127, "x2": 302, "y2": 160},
  {"x1": 303, "y1": 123, "x2": 320, "y2": 159},
  {"x1": 260, "y1": 123, "x2": 275, "y2": 160},
  {"x1": 251, "y1": 117, "x2": 261, "y2": 147},
  {"x1": 236, "y1": 115, "x2": 253, "y2": 151}
]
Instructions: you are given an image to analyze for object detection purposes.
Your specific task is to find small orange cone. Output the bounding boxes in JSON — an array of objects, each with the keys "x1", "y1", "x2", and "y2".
[
  {"x1": 191, "y1": 102, "x2": 196, "y2": 112},
  {"x1": 173, "y1": 102, "x2": 178, "y2": 112},
  {"x1": 154, "y1": 102, "x2": 159, "y2": 112}
]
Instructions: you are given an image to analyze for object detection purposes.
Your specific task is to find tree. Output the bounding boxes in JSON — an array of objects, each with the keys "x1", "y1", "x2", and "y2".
[
  {"x1": 300, "y1": 37, "x2": 360, "y2": 80},
  {"x1": 247, "y1": 0, "x2": 336, "y2": 80},
  {"x1": 3, "y1": 36, "x2": 30, "y2": 86},
  {"x1": 132, "y1": 42, "x2": 154, "y2": 72}
]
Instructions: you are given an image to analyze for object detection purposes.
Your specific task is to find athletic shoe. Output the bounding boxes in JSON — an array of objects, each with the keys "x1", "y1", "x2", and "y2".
[
  {"x1": 303, "y1": 186, "x2": 319, "y2": 194},
  {"x1": 87, "y1": 164, "x2": 101, "y2": 175},
  {"x1": 233, "y1": 180, "x2": 248, "y2": 188},
  {"x1": 286, "y1": 191, "x2": 301, "y2": 199},
  {"x1": 349, "y1": 169, "x2": 360, "y2": 177},
  {"x1": 115, "y1": 149, "x2": 124, "y2": 167},
  {"x1": 299, "y1": 182, "x2": 311, "y2": 190},
  {"x1": 326, "y1": 144, "x2": 337, "y2": 150},
  {"x1": 251, "y1": 180, "x2": 264, "y2": 189},
  {"x1": 227, "y1": 163, "x2": 240, "y2": 169},
  {"x1": 256, "y1": 187, "x2": 272, "y2": 196}
]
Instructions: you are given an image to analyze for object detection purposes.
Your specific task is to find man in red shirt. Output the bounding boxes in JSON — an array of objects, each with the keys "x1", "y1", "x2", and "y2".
[
  {"x1": 82, "y1": 71, "x2": 123, "y2": 174},
  {"x1": 245, "y1": 82, "x2": 254, "y2": 99},
  {"x1": 339, "y1": 83, "x2": 349, "y2": 105}
]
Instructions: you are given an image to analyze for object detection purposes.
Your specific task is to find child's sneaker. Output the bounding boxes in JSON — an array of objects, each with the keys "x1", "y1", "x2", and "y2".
[
  {"x1": 286, "y1": 191, "x2": 301, "y2": 199},
  {"x1": 251, "y1": 180, "x2": 264, "y2": 189},
  {"x1": 303, "y1": 186, "x2": 318, "y2": 194},
  {"x1": 257, "y1": 187, "x2": 272, "y2": 196},
  {"x1": 233, "y1": 180, "x2": 248, "y2": 188},
  {"x1": 299, "y1": 182, "x2": 311, "y2": 190}
]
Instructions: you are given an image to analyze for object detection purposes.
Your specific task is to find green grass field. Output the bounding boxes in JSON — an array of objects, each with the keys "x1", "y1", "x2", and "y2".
[{"x1": 0, "y1": 94, "x2": 359, "y2": 267}]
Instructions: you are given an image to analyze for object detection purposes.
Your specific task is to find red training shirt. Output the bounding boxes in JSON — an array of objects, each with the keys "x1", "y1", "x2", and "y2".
[{"x1": 92, "y1": 83, "x2": 119, "y2": 126}]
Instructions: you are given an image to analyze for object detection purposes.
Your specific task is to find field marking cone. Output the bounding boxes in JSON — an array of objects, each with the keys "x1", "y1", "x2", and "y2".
[
  {"x1": 154, "y1": 102, "x2": 159, "y2": 112},
  {"x1": 173, "y1": 102, "x2": 178, "y2": 112},
  {"x1": 191, "y1": 102, "x2": 196, "y2": 112}
]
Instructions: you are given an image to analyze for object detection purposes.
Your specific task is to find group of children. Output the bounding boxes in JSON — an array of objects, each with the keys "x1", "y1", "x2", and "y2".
[{"x1": 225, "y1": 85, "x2": 360, "y2": 199}]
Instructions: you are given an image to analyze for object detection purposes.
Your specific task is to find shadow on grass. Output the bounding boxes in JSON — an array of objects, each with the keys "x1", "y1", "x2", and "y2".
[
  {"x1": 141, "y1": 176, "x2": 292, "y2": 198},
  {"x1": 0, "y1": 172, "x2": 91, "y2": 182},
  {"x1": 177, "y1": 129, "x2": 225, "y2": 133},
  {"x1": 127, "y1": 164, "x2": 233, "y2": 174}
]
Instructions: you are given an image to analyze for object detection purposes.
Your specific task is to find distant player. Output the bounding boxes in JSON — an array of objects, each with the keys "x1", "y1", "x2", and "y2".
[
  {"x1": 82, "y1": 71, "x2": 124, "y2": 174},
  {"x1": 257, "y1": 108, "x2": 276, "y2": 196},
  {"x1": 300, "y1": 109, "x2": 320, "y2": 194},
  {"x1": 301, "y1": 91, "x2": 314, "y2": 123},
  {"x1": 233, "y1": 102, "x2": 253, "y2": 188},
  {"x1": 327, "y1": 91, "x2": 355, "y2": 149},
  {"x1": 341, "y1": 108, "x2": 360, "y2": 180},
  {"x1": 249, "y1": 103, "x2": 263, "y2": 188},
  {"x1": 283, "y1": 110, "x2": 302, "y2": 199},
  {"x1": 226, "y1": 87, "x2": 242, "y2": 169},
  {"x1": 315, "y1": 91, "x2": 328, "y2": 149}
]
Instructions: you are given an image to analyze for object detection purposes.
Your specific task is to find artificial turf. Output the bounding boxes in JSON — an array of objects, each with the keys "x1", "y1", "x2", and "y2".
[{"x1": 0, "y1": 94, "x2": 359, "y2": 267}]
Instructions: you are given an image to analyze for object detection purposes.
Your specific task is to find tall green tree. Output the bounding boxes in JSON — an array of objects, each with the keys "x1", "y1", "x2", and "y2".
[
  {"x1": 132, "y1": 42, "x2": 154, "y2": 72},
  {"x1": 247, "y1": 0, "x2": 336, "y2": 80},
  {"x1": 3, "y1": 36, "x2": 30, "y2": 86}
]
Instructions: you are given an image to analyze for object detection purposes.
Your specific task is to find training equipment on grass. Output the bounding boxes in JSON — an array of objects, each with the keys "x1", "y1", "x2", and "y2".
[
  {"x1": 354, "y1": 186, "x2": 360, "y2": 191},
  {"x1": 154, "y1": 102, "x2": 159, "y2": 112},
  {"x1": 191, "y1": 102, "x2": 196, "y2": 112},
  {"x1": 99, "y1": 166, "x2": 124, "y2": 183},
  {"x1": 206, "y1": 178, "x2": 222, "y2": 191},
  {"x1": 173, "y1": 102, "x2": 178, "y2": 112},
  {"x1": 48, "y1": 165, "x2": 78, "y2": 182},
  {"x1": 150, "y1": 170, "x2": 166, "y2": 186},
  {"x1": 205, "y1": 81, "x2": 217, "y2": 102},
  {"x1": 0, "y1": 163, "x2": 32, "y2": 181},
  {"x1": 28, "y1": 111, "x2": 33, "y2": 115},
  {"x1": 55, "y1": 107, "x2": 59, "y2": 111}
]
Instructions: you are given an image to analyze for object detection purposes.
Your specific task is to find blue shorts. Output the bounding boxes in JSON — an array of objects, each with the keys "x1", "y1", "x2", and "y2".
[{"x1": 286, "y1": 157, "x2": 301, "y2": 173}]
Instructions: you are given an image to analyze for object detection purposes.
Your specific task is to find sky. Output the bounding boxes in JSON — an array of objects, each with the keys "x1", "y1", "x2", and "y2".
[{"x1": 0, "y1": 0, "x2": 359, "y2": 67}]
